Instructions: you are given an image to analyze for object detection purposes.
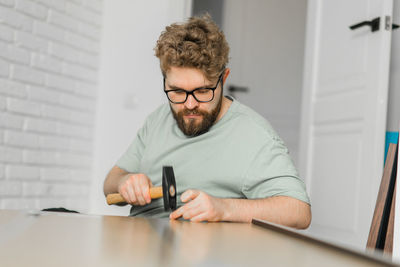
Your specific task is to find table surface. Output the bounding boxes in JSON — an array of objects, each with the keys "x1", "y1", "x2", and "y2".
[{"x1": 0, "y1": 209, "x2": 396, "y2": 267}]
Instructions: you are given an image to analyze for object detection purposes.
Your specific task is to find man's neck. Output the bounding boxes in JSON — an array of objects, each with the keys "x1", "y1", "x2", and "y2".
[{"x1": 215, "y1": 96, "x2": 233, "y2": 123}]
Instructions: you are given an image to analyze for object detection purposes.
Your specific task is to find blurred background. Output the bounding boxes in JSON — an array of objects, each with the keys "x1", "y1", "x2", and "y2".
[
  {"x1": 0, "y1": 0, "x2": 188, "y2": 214},
  {"x1": 0, "y1": 0, "x2": 307, "y2": 215},
  {"x1": 0, "y1": 0, "x2": 398, "y2": 252}
]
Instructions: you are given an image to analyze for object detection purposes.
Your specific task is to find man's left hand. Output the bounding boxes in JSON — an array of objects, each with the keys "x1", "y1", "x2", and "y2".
[{"x1": 170, "y1": 190, "x2": 227, "y2": 222}]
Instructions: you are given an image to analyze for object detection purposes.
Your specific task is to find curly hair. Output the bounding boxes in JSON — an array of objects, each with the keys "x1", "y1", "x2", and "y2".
[{"x1": 154, "y1": 14, "x2": 229, "y2": 81}]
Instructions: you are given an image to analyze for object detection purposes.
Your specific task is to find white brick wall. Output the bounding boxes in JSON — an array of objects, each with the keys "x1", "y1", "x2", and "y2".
[{"x1": 0, "y1": 0, "x2": 102, "y2": 212}]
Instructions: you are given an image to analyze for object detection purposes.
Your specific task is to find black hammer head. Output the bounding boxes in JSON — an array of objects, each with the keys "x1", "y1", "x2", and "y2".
[{"x1": 162, "y1": 166, "x2": 177, "y2": 211}]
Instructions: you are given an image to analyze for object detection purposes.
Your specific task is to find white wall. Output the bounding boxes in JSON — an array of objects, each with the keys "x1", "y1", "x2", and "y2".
[
  {"x1": 89, "y1": 0, "x2": 191, "y2": 215},
  {"x1": 0, "y1": 0, "x2": 102, "y2": 212}
]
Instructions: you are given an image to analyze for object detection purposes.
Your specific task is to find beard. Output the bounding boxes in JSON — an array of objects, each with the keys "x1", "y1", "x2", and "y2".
[{"x1": 171, "y1": 96, "x2": 223, "y2": 137}]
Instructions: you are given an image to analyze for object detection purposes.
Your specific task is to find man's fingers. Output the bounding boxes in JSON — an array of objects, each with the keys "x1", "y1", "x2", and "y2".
[
  {"x1": 118, "y1": 175, "x2": 135, "y2": 204},
  {"x1": 133, "y1": 179, "x2": 146, "y2": 206},
  {"x1": 190, "y1": 213, "x2": 207, "y2": 222},
  {"x1": 143, "y1": 186, "x2": 151, "y2": 204},
  {"x1": 148, "y1": 180, "x2": 153, "y2": 203},
  {"x1": 183, "y1": 207, "x2": 202, "y2": 220},
  {"x1": 171, "y1": 191, "x2": 223, "y2": 222},
  {"x1": 139, "y1": 177, "x2": 151, "y2": 204},
  {"x1": 126, "y1": 184, "x2": 136, "y2": 204},
  {"x1": 120, "y1": 190, "x2": 130, "y2": 204},
  {"x1": 181, "y1": 189, "x2": 200, "y2": 202},
  {"x1": 170, "y1": 190, "x2": 203, "y2": 219},
  {"x1": 170, "y1": 206, "x2": 184, "y2": 219},
  {"x1": 117, "y1": 173, "x2": 153, "y2": 206},
  {"x1": 170, "y1": 200, "x2": 201, "y2": 220}
]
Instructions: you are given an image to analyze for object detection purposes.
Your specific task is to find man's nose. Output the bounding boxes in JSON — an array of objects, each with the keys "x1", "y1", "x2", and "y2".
[{"x1": 184, "y1": 94, "x2": 199, "y2": 110}]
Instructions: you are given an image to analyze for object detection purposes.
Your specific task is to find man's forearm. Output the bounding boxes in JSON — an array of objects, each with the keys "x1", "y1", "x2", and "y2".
[
  {"x1": 103, "y1": 166, "x2": 129, "y2": 196},
  {"x1": 221, "y1": 196, "x2": 311, "y2": 229}
]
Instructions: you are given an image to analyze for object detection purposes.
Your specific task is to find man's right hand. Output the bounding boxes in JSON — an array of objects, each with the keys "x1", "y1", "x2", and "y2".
[{"x1": 117, "y1": 173, "x2": 153, "y2": 206}]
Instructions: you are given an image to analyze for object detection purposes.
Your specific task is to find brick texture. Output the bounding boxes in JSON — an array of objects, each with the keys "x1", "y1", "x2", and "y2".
[{"x1": 0, "y1": 0, "x2": 102, "y2": 213}]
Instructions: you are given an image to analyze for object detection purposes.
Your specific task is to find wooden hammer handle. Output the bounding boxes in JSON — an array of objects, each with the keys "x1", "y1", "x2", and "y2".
[
  {"x1": 149, "y1": 187, "x2": 163, "y2": 199},
  {"x1": 106, "y1": 186, "x2": 163, "y2": 205}
]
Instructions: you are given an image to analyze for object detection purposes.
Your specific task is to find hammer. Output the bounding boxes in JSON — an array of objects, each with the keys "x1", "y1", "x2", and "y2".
[{"x1": 106, "y1": 166, "x2": 177, "y2": 211}]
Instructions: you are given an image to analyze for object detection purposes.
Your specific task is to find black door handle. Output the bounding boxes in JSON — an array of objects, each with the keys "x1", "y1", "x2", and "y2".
[
  {"x1": 227, "y1": 85, "x2": 249, "y2": 99},
  {"x1": 228, "y1": 85, "x2": 249, "y2": 93},
  {"x1": 349, "y1": 17, "x2": 380, "y2": 32}
]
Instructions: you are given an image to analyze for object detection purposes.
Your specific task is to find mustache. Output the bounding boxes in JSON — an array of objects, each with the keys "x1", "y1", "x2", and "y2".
[{"x1": 179, "y1": 108, "x2": 206, "y2": 116}]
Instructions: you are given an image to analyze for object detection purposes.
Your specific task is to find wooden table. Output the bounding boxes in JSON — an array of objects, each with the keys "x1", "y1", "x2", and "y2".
[{"x1": 0, "y1": 209, "x2": 396, "y2": 266}]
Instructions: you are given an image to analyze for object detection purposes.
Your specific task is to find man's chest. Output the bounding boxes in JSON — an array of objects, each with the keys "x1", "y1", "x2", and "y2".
[{"x1": 139, "y1": 133, "x2": 254, "y2": 198}]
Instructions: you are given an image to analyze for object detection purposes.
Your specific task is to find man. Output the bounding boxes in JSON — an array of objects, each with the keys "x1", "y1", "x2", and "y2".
[{"x1": 103, "y1": 15, "x2": 311, "y2": 229}]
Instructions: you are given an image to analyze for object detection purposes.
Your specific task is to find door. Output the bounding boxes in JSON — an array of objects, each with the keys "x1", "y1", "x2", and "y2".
[
  {"x1": 299, "y1": 0, "x2": 393, "y2": 249},
  {"x1": 221, "y1": 0, "x2": 308, "y2": 166}
]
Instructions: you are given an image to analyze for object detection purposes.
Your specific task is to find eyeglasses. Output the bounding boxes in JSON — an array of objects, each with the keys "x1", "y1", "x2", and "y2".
[{"x1": 164, "y1": 73, "x2": 223, "y2": 104}]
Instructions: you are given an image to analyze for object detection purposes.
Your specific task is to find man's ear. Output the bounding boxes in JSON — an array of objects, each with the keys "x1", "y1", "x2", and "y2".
[{"x1": 222, "y1": 68, "x2": 230, "y2": 85}]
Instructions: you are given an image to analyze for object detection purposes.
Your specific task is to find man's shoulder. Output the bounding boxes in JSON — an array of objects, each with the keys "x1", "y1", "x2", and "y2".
[
  {"x1": 145, "y1": 103, "x2": 171, "y2": 123},
  {"x1": 150, "y1": 102, "x2": 170, "y2": 117},
  {"x1": 226, "y1": 100, "x2": 289, "y2": 150},
  {"x1": 139, "y1": 103, "x2": 172, "y2": 135},
  {"x1": 231, "y1": 100, "x2": 276, "y2": 136}
]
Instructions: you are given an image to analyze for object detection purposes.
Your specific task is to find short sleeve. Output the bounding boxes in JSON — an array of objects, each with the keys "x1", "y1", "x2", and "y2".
[
  {"x1": 116, "y1": 124, "x2": 147, "y2": 173},
  {"x1": 242, "y1": 136, "x2": 310, "y2": 205}
]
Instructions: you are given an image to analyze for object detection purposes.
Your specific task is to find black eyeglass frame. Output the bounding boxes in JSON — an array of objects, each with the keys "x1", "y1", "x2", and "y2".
[{"x1": 163, "y1": 72, "x2": 224, "y2": 104}]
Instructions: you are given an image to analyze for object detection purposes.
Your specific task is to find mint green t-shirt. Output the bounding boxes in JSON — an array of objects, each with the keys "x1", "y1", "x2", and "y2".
[{"x1": 116, "y1": 98, "x2": 310, "y2": 217}]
